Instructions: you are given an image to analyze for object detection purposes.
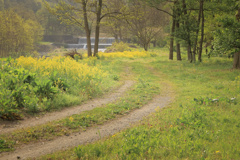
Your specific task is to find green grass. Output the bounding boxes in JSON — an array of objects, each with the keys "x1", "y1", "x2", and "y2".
[
  {"x1": 0, "y1": 60, "x2": 163, "y2": 153},
  {"x1": 37, "y1": 41, "x2": 53, "y2": 45},
  {"x1": 38, "y1": 50, "x2": 240, "y2": 160}
]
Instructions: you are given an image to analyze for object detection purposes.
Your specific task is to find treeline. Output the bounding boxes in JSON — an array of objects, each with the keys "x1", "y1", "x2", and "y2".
[
  {"x1": 140, "y1": 0, "x2": 240, "y2": 68},
  {"x1": 1, "y1": 0, "x2": 240, "y2": 68},
  {"x1": 0, "y1": 0, "x2": 83, "y2": 57},
  {"x1": 0, "y1": 10, "x2": 42, "y2": 57}
]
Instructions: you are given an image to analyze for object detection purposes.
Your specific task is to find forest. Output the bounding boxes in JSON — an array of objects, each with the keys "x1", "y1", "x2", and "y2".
[{"x1": 0, "y1": 0, "x2": 239, "y2": 67}]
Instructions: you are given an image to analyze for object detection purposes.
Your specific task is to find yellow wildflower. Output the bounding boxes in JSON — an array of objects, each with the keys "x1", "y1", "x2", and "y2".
[{"x1": 69, "y1": 117, "x2": 74, "y2": 122}]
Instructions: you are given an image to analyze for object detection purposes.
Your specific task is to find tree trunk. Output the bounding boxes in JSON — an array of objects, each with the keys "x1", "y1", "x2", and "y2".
[
  {"x1": 188, "y1": 43, "x2": 192, "y2": 63},
  {"x1": 82, "y1": 0, "x2": 92, "y2": 57},
  {"x1": 176, "y1": 42, "x2": 181, "y2": 60},
  {"x1": 94, "y1": 0, "x2": 102, "y2": 56},
  {"x1": 175, "y1": 5, "x2": 181, "y2": 61},
  {"x1": 182, "y1": 0, "x2": 191, "y2": 61},
  {"x1": 233, "y1": 52, "x2": 240, "y2": 69},
  {"x1": 114, "y1": 34, "x2": 119, "y2": 43},
  {"x1": 192, "y1": 0, "x2": 202, "y2": 62},
  {"x1": 198, "y1": 0, "x2": 204, "y2": 62},
  {"x1": 169, "y1": 16, "x2": 175, "y2": 60},
  {"x1": 153, "y1": 40, "x2": 156, "y2": 47},
  {"x1": 119, "y1": 27, "x2": 123, "y2": 41}
]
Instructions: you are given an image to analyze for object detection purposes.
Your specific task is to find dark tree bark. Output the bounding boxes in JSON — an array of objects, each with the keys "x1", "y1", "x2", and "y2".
[
  {"x1": 176, "y1": 20, "x2": 181, "y2": 61},
  {"x1": 192, "y1": 0, "x2": 203, "y2": 62},
  {"x1": 93, "y1": 0, "x2": 102, "y2": 56},
  {"x1": 169, "y1": 16, "x2": 175, "y2": 60},
  {"x1": 188, "y1": 42, "x2": 192, "y2": 63},
  {"x1": 233, "y1": 52, "x2": 240, "y2": 69},
  {"x1": 114, "y1": 34, "x2": 119, "y2": 42},
  {"x1": 182, "y1": 0, "x2": 192, "y2": 61},
  {"x1": 175, "y1": 2, "x2": 181, "y2": 61},
  {"x1": 198, "y1": 0, "x2": 204, "y2": 62},
  {"x1": 82, "y1": 0, "x2": 92, "y2": 57}
]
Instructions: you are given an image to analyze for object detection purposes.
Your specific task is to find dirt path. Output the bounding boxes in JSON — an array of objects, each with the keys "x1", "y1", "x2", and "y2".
[
  {"x1": 0, "y1": 64, "x2": 175, "y2": 160},
  {"x1": 0, "y1": 87, "x2": 172, "y2": 160},
  {"x1": 0, "y1": 80, "x2": 135, "y2": 134}
]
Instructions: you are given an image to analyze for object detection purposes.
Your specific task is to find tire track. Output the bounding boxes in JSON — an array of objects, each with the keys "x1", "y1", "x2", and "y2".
[
  {"x1": 0, "y1": 80, "x2": 135, "y2": 134},
  {"x1": 0, "y1": 92, "x2": 172, "y2": 160}
]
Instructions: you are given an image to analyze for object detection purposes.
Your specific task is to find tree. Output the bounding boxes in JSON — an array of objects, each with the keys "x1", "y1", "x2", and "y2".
[
  {"x1": 125, "y1": 0, "x2": 168, "y2": 51},
  {"x1": 45, "y1": 0, "x2": 122, "y2": 57},
  {"x1": 141, "y1": 0, "x2": 182, "y2": 60},
  {"x1": 0, "y1": 9, "x2": 42, "y2": 57},
  {"x1": 213, "y1": 16, "x2": 240, "y2": 69},
  {"x1": 101, "y1": 0, "x2": 127, "y2": 42},
  {"x1": 36, "y1": 6, "x2": 83, "y2": 36},
  {"x1": 0, "y1": 0, "x2": 4, "y2": 11}
]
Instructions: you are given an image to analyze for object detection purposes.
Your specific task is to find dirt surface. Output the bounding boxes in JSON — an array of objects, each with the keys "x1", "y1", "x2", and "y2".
[
  {"x1": 0, "y1": 80, "x2": 135, "y2": 134},
  {"x1": 0, "y1": 64, "x2": 174, "y2": 160},
  {"x1": 0, "y1": 89, "x2": 172, "y2": 160}
]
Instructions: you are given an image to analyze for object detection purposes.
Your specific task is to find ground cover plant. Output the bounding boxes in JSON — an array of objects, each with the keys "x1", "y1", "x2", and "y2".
[
  {"x1": 0, "y1": 51, "x2": 162, "y2": 153},
  {"x1": 0, "y1": 56, "x2": 118, "y2": 120},
  {"x1": 38, "y1": 49, "x2": 240, "y2": 160},
  {"x1": 98, "y1": 50, "x2": 157, "y2": 59}
]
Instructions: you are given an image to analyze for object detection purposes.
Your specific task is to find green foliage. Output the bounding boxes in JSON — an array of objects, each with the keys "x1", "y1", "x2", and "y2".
[
  {"x1": 213, "y1": 16, "x2": 240, "y2": 56},
  {"x1": 0, "y1": 9, "x2": 43, "y2": 57},
  {"x1": 0, "y1": 59, "x2": 161, "y2": 152},
  {"x1": 0, "y1": 60, "x2": 57, "y2": 118},
  {"x1": 105, "y1": 42, "x2": 130, "y2": 53},
  {"x1": 35, "y1": 79, "x2": 58, "y2": 100},
  {"x1": 37, "y1": 51, "x2": 240, "y2": 160}
]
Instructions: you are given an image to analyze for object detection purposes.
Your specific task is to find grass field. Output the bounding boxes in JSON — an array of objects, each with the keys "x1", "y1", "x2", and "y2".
[
  {"x1": 39, "y1": 49, "x2": 240, "y2": 160},
  {"x1": 1, "y1": 48, "x2": 240, "y2": 159}
]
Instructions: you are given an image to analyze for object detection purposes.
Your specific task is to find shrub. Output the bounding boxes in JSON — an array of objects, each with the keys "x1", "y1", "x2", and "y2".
[{"x1": 105, "y1": 42, "x2": 130, "y2": 53}]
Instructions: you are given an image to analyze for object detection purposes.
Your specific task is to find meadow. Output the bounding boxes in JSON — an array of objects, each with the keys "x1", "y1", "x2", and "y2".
[
  {"x1": 42, "y1": 49, "x2": 240, "y2": 160},
  {"x1": 1, "y1": 48, "x2": 240, "y2": 159}
]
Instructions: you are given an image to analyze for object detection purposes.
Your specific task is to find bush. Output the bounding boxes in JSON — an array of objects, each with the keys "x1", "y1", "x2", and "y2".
[
  {"x1": 65, "y1": 49, "x2": 83, "y2": 61},
  {"x1": 105, "y1": 42, "x2": 130, "y2": 53},
  {"x1": 0, "y1": 56, "x2": 110, "y2": 119}
]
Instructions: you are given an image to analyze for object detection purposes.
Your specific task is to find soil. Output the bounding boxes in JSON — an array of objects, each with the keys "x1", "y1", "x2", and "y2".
[
  {"x1": 0, "y1": 67, "x2": 174, "y2": 160},
  {"x1": 0, "y1": 80, "x2": 135, "y2": 134}
]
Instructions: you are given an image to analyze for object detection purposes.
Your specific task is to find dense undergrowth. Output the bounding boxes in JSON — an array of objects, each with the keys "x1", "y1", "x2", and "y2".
[
  {"x1": 0, "y1": 56, "x2": 115, "y2": 120},
  {"x1": 38, "y1": 49, "x2": 240, "y2": 160}
]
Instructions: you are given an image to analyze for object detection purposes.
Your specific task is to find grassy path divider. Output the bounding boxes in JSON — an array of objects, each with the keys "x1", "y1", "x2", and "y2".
[
  {"x1": 0, "y1": 80, "x2": 134, "y2": 135},
  {"x1": 0, "y1": 80, "x2": 135, "y2": 153},
  {"x1": 1, "y1": 95, "x2": 172, "y2": 160}
]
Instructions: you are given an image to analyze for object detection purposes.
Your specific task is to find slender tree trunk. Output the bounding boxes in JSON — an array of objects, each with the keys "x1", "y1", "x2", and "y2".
[
  {"x1": 192, "y1": 0, "x2": 202, "y2": 62},
  {"x1": 188, "y1": 42, "x2": 192, "y2": 63},
  {"x1": 176, "y1": 42, "x2": 181, "y2": 60},
  {"x1": 114, "y1": 34, "x2": 119, "y2": 43},
  {"x1": 198, "y1": 0, "x2": 204, "y2": 62},
  {"x1": 175, "y1": 4, "x2": 181, "y2": 61},
  {"x1": 153, "y1": 40, "x2": 156, "y2": 47},
  {"x1": 82, "y1": 0, "x2": 92, "y2": 57},
  {"x1": 119, "y1": 27, "x2": 123, "y2": 41},
  {"x1": 182, "y1": 0, "x2": 191, "y2": 61},
  {"x1": 94, "y1": 0, "x2": 102, "y2": 56},
  {"x1": 169, "y1": 16, "x2": 175, "y2": 60},
  {"x1": 233, "y1": 52, "x2": 240, "y2": 69}
]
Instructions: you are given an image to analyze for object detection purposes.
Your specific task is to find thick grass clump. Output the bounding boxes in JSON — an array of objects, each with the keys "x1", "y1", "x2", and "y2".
[{"x1": 0, "y1": 56, "x2": 116, "y2": 119}]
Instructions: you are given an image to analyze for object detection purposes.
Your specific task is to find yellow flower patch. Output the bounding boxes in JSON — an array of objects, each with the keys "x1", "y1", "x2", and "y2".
[{"x1": 98, "y1": 51, "x2": 150, "y2": 58}]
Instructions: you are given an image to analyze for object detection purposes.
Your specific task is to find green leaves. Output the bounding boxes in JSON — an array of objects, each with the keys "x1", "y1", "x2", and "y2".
[
  {"x1": 213, "y1": 16, "x2": 240, "y2": 56},
  {"x1": 0, "y1": 10, "x2": 43, "y2": 57}
]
